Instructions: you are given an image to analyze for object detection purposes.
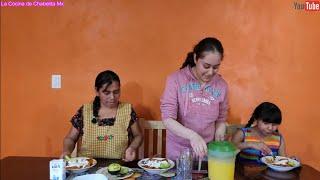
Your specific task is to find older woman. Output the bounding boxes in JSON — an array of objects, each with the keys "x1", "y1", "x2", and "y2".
[{"x1": 61, "y1": 70, "x2": 143, "y2": 161}]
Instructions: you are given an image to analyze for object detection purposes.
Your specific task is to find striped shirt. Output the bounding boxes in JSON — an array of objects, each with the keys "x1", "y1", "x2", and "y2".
[{"x1": 238, "y1": 128, "x2": 281, "y2": 164}]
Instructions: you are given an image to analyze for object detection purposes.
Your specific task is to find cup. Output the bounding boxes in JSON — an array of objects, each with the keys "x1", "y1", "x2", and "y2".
[{"x1": 175, "y1": 148, "x2": 193, "y2": 180}]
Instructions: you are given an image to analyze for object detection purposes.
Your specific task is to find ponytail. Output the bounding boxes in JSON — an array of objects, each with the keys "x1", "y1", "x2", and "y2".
[
  {"x1": 92, "y1": 96, "x2": 100, "y2": 120},
  {"x1": 245, "y1": 116, "x2": 255, "y2": 128},
  {"x1": 180, "y1": 52, "x2": 195, "y2": 69}
]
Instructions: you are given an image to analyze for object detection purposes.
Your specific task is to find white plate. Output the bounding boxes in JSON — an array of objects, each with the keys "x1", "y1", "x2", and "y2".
[
  {"x1": 137, "y1": 158, "x2": 175, "y2": 174},
  {"x1": 261, "y1": 156, "x2": 300, "y2": 172},
  {"x1": 66, "y1": 157, "x2": 97, "y2": 174},
  {"x1": 73, "y1": 174, "x2": 108, "y2": 180},
  {"x1": 96, "y1": 166, "x2": 134, "y2": 180}
]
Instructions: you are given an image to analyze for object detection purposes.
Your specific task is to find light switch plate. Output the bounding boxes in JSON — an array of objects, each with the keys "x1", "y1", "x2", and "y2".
[{"x1": 52, "y1": 74, "x2": 61, "y2": 88}]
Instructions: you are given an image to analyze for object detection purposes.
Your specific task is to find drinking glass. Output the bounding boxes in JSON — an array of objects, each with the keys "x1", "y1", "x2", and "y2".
[{"x1": 175, "y1": 148, "x2": 193, "y2": 180}]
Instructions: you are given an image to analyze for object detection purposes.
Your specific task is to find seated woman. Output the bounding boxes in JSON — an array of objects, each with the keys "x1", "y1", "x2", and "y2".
[{"x1": 60, "y1": 70, "x2": 143, "y2": 161}]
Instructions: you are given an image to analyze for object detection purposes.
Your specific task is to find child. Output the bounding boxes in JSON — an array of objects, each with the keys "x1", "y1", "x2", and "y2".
[{"x1": 232, "y1": 102, "x2": 286, "y2": 163}]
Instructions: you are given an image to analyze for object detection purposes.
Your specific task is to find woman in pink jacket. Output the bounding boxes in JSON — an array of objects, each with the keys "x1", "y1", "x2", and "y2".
[{"x1": 160, "y1": 37, "x2": 229, "y2": 160}]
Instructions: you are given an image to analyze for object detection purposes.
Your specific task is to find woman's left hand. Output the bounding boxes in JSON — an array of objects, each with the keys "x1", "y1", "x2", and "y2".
[
  {"x1": 215, "y1": 122, "x2": 226, "y2": 141},
  {"x1": 123, "y1": 147, "x2": 136, "y2": 162}
]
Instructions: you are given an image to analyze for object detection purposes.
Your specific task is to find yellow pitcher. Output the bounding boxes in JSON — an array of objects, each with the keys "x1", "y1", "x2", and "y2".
[{"x1": 208, "y1": 141, "x2": 238, "y2": 180}]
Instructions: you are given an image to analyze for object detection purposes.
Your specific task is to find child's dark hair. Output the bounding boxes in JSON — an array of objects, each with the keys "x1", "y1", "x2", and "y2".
[
  {"x1": 92, "y1": 70, "x2": 120, "y2": 119},
  {"x1": 180, "y1": 37, "x2": 224, "y2": 69},
  {"x1": 245, "y1": 102, "x2": 282, "y2": 128}
]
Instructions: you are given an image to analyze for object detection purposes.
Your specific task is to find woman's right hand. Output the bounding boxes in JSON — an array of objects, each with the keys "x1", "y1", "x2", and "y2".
[
  {"x1": 59, "y1": 152, "x2": 71, "y2": 159},
  {"x1": 189, "y1": 132, "x2": 207, "y2": 158},
  {"x1": 251, "y1": 142, "x2": 272, "y2": 155}
]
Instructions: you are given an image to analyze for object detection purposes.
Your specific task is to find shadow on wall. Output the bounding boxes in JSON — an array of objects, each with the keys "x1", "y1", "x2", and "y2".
[
  {"x1": 227, "y1": 108, "x2": 242, "y2": 124},
  {"x1": 121, "y1": 82, "x2": 154, "y2": 119}
]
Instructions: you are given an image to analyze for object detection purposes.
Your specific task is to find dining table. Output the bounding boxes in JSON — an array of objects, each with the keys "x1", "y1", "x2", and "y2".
[{"x1": 1, "y1": 156, "x2": 320, "y2": 180}]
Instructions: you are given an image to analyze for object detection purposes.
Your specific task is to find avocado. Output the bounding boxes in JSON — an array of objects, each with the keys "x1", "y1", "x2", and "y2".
[
  {"x1": 160, "y1": 161, "x2": 171, "y2": 169},
  {"x1": 288, "y1": 161, "x2": 296, "y2": 167},
  {"x1": 120, "y1": 167, "x2": 129, "y2": 175},
  {"x1": 107, "y1": 163, "x2": 121, "y2": 175}
]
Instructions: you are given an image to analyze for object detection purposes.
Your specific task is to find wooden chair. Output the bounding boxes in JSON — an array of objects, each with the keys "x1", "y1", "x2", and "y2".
[{"x1": 138, "y1": 119, "x2": 166, "y2": 159}]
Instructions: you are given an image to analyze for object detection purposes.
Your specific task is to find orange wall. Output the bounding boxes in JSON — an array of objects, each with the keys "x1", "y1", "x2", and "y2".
[{"x1": 1, "y1": 0, "x2": 320, "y2": 170}]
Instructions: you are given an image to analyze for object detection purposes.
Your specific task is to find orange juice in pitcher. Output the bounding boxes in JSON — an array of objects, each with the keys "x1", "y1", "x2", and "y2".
[{"x1": 208, "y1": 141, "x2": 238, "y2": 180}]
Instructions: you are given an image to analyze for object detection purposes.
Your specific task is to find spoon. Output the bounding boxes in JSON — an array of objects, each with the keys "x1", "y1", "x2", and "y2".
[{"x1": 198, "y1": 158, "x2": 202, "y2": 171}]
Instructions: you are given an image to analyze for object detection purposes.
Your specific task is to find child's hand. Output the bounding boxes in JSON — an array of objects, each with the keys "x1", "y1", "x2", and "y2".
[
  {"x1": 123, "y1": 147, "x2": 136, "y2": 162},
  {"x1": 251, "y1": 142, "x2": 272, "y2": 155}
]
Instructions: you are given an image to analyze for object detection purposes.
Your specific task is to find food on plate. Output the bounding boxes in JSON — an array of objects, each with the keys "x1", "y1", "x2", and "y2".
[
  {"x1": 96, "y1": 166, "x2": 134, "y2": 178},
  {"x1": 64, "y1": 155, "x2": 72, "y2": 161},
  {"x1": 65, "y1": 157, "x2": 94, "y2": 170},
  {"x1": 119, "y1": 166, "x2": 129, "y2": 175},
  {"x1": 140, "y1": 158, "x2": 171, "y2": 169},
  {"x1": 107, "y1": 163, "x2": 121, "y2": 175},
  {"x1": 265, "y1": 156, "x2": 297, "y2": 167},
  {"x1": 160, "y1": 161, "x2": 171, "y2": 169}
]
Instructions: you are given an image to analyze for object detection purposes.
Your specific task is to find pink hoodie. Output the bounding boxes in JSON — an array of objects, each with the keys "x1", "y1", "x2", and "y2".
[{"x1": 160, "y1": 67, "x2": 229, "y2": 160}]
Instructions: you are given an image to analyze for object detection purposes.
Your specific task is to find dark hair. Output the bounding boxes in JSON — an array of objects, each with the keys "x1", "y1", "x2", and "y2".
[
  {"x1": 92, "y1": 70, "x2": 120, "y2": 119},
  {"x1": 180, "y1": 37, "x2": 224, "y2": 69},
  {"x1": 245, "y1": 102, "x2": 282, "y2": 128}
]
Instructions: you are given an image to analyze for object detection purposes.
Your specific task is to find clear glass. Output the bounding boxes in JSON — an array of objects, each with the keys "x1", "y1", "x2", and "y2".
[{"x1": 175, "y1": 148, "x2": 193, "y2": 180}]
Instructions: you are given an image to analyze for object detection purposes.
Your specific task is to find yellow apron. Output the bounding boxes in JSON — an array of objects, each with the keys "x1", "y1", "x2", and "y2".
[{"x1": 78, "y1": 102, "x2": 131, "y2": 159}]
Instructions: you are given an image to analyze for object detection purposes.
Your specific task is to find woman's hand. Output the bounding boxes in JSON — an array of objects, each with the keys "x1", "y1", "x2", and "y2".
[
  {"x1": 59, "y1": 151, "x2": 71, "y2": 159},
  {"x1": 215, "y1": 122, "x2": 226, "y2": 141},
  {"x1": 61, "y1": 127, "x2": 80, "y2": 159},
  {"x1": 251, "y1": 142, "x2": 272, "y2": 155},
  {"x1": 123, "y1": 147, "x2": 136, "y2": 162},
  {"x1": 189, "y1": 132, "x2": 207, "y2": 159}
]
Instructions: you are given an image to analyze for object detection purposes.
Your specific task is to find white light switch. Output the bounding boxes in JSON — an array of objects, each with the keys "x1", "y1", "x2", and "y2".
[{"x1": 52, "y1": 74, "x2": 61, "y2": 89}]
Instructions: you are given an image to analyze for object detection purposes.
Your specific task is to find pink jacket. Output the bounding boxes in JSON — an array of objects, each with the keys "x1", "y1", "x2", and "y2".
[{"x1": 160, "y1": 67, "x2": 229, "y2": 160}]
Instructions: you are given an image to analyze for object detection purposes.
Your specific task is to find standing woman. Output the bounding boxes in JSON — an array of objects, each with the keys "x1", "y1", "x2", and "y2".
[
  {"x1": 61, "y1": 70, "x2": 143, "y2": 161},
  {"x1": 161, "y1": 37, "x2": 229, "y2": 160}
]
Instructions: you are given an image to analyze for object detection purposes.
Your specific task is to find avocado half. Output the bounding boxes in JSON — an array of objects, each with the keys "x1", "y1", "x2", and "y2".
[
  {"x1": 160, "y1": 161, "x2": 171, "y2": 169},
  {"x1": 107, "y1": 163, "x2": 121, "y2": 175}
]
